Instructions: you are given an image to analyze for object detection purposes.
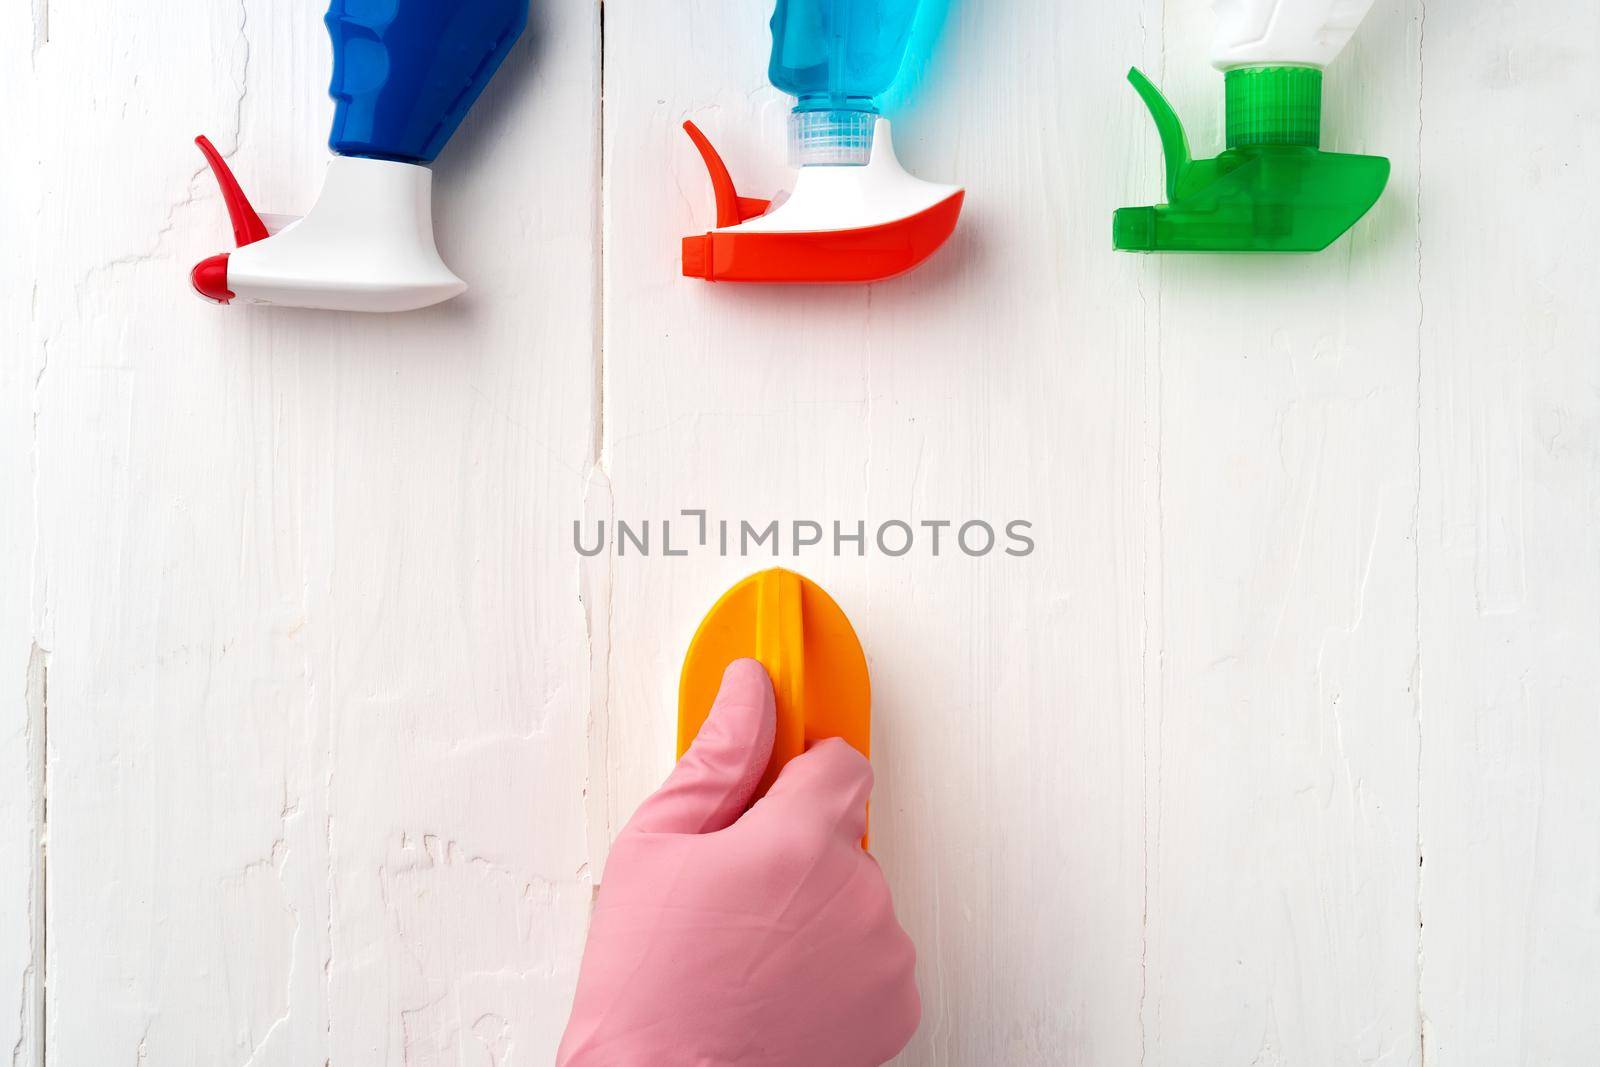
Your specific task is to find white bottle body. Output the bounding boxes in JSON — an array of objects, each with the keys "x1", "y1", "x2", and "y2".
[{"x1": 1210, "y1": 0, "x2": 1377, "y2": 70}]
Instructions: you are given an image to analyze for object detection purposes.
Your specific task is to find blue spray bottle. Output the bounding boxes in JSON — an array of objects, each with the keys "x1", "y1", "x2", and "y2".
[
  {"x1": 682, "y1": 0, "x2": 964, "y2": 284},
  {"x1": 190, "y1": 0, "x2": 528, "y2": 312}
]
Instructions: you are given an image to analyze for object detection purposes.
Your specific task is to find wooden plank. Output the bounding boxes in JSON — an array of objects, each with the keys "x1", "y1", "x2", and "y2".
[
  {"x1": 601, "y1": 0, "x2": 1154, "y2": 1061},
  {"x1": 1, "y1": 2, "x2": 43, "y2": 1062},
  {"x1": 1135, "y1": 1, "x2": 1426, "y2": 1063},
  {"x1": 17, "y1": 1, "x2": 600, "y2": 1062},
  {"x1": 2, "y1": 0, "x2": 45, "y2": 1061},
  {"x1": 1418, "y1": 1, "x2": 1600, "y2": 1061}
]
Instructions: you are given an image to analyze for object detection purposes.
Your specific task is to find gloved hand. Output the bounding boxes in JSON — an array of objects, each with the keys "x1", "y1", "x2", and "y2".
[{"x1": 557, "y1": 659, "x2": 920, "y2": 1067}]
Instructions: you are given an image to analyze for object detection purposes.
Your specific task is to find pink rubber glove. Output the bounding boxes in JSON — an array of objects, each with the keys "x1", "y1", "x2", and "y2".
[{"x1": 557, "y1": 659, "x2": 919, "y2": 1067}]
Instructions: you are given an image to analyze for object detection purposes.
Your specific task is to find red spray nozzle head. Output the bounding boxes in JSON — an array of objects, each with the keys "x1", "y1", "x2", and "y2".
[{"x1": 190, "y1": 254, "x2": 234, "y2": 304}]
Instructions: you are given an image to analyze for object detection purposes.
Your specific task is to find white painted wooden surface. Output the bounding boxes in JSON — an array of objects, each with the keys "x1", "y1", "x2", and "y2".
[
  {"x1": 4, "y1": 0, "x2": 1599, "y2": 1063},
  {"x1": 1417, "y1": 1, "x2": 1600, "y2": 1061},
  {"x1": 5, "y1": 0, "x2": 601, "y2": 1062}
]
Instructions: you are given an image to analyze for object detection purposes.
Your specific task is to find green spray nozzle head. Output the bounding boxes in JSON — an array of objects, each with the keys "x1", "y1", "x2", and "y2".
[{"x1": 1113, "y1": 66, "x2": 1390, "y2": 253}]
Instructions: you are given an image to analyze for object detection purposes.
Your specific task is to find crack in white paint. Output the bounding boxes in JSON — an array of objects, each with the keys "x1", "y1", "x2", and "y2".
[
  {"x1": 133, "y1": 1020, "x2": 150, "y2": 1066},
  {"x1": 228, "y1": 0, "x2": 252, "y2": 165},
  {"x1": 1413, "y1": 1, "x2": 1430, "y2": 1063},
  {"x1": 228, "y1": 832, "x2": 296, "y2": 1067},
  {"x1": 15, "y1": 644, "x2": 47, "y2": 1067},
  {"x1": 1137, "y1": 9, "x2": 1168, "y2": 1060},
  {"x1": 76, "y1": 183, "x2": 208, "y2": 291},
  {"x1": 75, "y1": 0, "x2": 252, "y2": 291},
  {"x1": 29, "y1": 0, "x2": 46, "y2": 63},
  {"x1": 8, "y1": 968, "x2": 29, "y2": 1067},
  {"x1": 1132, "y1": 2, "x2": 1171, "y2": 1054},
  {"x1": 582, "y1": 0, "x2": 616, "y2": 889}
]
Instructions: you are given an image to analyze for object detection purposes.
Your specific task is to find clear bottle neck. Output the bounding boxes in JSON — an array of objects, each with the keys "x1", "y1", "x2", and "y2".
[{"x1": 789, "y1": 106, "x2": 879, "y2": 167}]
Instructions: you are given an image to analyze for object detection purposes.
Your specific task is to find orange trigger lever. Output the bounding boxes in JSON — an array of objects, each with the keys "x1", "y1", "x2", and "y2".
[{"x1": 683, "y1": 121, "x2": 770, "y2": 227}]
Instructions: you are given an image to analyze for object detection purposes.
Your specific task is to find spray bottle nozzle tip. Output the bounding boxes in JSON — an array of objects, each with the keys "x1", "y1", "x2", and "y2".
[
  {"x1": 681, "y1": 236, "x2": 710, "y2": 279},
  {"x1": 1111, "y1": 208, "x2": 1157, "y2": 252},
  {"x1": 190, "y1": 254, "x2": 234, "y2": 303}
]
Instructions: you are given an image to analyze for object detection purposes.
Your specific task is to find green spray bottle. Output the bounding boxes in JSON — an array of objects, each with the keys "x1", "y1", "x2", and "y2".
[{"x1": 1115, "y1": 0, "x2": 1389, "y2": 253}]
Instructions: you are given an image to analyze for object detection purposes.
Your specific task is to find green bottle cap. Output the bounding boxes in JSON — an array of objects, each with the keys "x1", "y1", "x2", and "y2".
[
  {"x1": 1112, "y1": 66, "x2": 1388, "y2": 253},
  {"x1": 1224, "y1": 66, "x2": 1322, "y2": 148}
]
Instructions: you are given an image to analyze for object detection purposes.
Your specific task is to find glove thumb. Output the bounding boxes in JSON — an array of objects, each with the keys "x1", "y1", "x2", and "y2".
[{"x1": 625, "y1": 658, "x2": 775, "y2": 835}]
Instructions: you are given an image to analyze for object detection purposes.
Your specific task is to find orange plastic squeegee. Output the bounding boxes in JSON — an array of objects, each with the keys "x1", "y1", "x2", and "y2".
[{"x1": 678, "y1": 569, "x2": 871, "y2": 804}]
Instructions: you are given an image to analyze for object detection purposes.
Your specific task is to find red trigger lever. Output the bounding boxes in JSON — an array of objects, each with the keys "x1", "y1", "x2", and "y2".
[
  {"x1": 190, "y1": 134, "x2": 268, "y2": 303},
  {"x1": 195, "y1": 135, "x2": 268, "y2": 245}
]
